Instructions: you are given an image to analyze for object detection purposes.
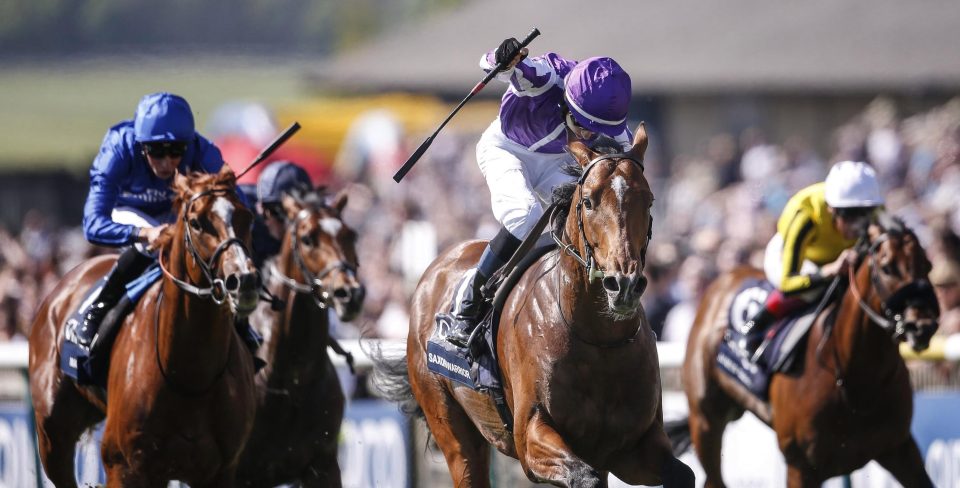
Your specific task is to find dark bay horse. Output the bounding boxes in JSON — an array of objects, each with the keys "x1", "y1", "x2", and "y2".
[
  {"x1": 682, "y1": 217, "x2": 939, "y2": 487},
  {"x1": 30, "y1": 166, "x2": 260, "y2": 487},
  {"x1": 378, "y1": 127, "x2": 694, "y2": 487},
  {"x1": 237, "y1": 187, "x2": 365, "y2": 487}
]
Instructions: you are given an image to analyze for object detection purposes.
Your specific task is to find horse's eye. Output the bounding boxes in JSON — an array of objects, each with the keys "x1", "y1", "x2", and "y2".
[
  {"x1": 582, "y1": 196, "x2": 593, "y2": 210},
  {"x1": 301, "y1": 235, "x2": 314, "y2": 247},
  {"x1": 189, "y1": 218, "x2": 202, "y2": 232}
]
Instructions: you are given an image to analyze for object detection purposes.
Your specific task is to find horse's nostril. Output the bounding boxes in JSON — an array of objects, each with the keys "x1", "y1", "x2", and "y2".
[
  {"x1": 239, "y1": 272, "x2": 259, "y2": 290},
  {"x1": 225, "y1": 274, "x2": 240, "y2": 292},
  {"x1": 635, "y1": 276, "x2": 648, "y2": 296},
  {"x1": 602, "y1": 276, "x2": 620, "y2": 292}
]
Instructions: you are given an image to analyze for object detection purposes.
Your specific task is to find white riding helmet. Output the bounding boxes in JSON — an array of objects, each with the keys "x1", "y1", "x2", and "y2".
[{"x1": 824, "y1": 161, "x2": 885, "y2": 208}]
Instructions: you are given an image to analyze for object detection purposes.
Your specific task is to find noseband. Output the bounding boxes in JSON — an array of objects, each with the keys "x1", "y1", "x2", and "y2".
[
  {"x1": 272, "y1": 208, "x2": 357, "y2": 310},
  {"x1": 159, "y1": 188, "x2": 252, "y2": 304},
  {"x1": 847, "y1": 233, "x2": 938, "y2": 340},
  {"x1": 552, "y1": 153, "x2": 652, "y2": 283}
]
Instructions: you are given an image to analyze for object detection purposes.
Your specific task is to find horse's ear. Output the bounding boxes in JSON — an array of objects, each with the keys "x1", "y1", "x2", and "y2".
[
  {"x1": 628, "y1": 122, "x2": 649, "y2": 161},
  {"x1": 174, "y1": 171, "x2": 192, "y2": 196},
  {"x1": 281, "y1": 193, "x2": 301, "y2": 221},
  {"x1": 565, "y1": 128, "x2": 598, "y2": 167},
  {"x1": 332, "y1": 188, "x2": 349, "y2": 215}
]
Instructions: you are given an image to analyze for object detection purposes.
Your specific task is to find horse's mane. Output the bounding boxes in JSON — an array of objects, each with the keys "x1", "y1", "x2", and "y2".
[
  {"x1": 287, "y1": 184, "x2": 329, "y2": 212},
  {"x1": 877, "y1": 212, "x2": 908, "y2": 237},
  {"x1": 551, "y1": 136, "x2": 625, "y2": 236}
]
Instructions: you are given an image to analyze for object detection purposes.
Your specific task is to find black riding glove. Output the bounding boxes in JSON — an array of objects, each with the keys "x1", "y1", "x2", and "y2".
[{"x1": 495, "y1": 37, "x2": 522, "y2": 70}]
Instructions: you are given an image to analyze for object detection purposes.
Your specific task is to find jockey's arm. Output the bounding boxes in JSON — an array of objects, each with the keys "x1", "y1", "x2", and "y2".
[
  {"x1": 82, "y1": 145, "x2": 139, "y2": 248},
  {"x1": 778, "y1": 211, "x2": 829, "y2": 293},
  {"x1": 479, "y1": 50, "x2": 572, "y2": 95}
]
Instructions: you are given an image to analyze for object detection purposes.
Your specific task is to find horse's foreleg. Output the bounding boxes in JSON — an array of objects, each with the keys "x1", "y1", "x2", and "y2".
[
  {"x1": 35, "y1": 424, "x2": 80, "y2": 488},
  {"x1": 688, "y1": 408, "x2": 727, "y2": 488},
  {"x1": 34, "y1": 382, "x2": 104, "y2": 488},
  {"x1": 785, "y1": 465, "x2": 821, "y2": 488},
  {"x1": 517, "y1": 408, "x2": 606, "y2": 488},
  {"x1": 608, "y1": 424, "x2": 694, "y2": 488},
  {"x1": 875, "y1": 437, "x2": 935, "y2": 488},
  {"x1": 301, "y1": 450, "x2": 342, "y2": 488}
]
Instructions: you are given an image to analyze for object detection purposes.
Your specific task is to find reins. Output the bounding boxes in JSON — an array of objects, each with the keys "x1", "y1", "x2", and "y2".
[
  {"x1": 817, "y1": 230, "x2": 936, "y2": 414},
  {"x1": 268, "y1": 205, "x2": 358, "y2": 372},
  {"x1": 151, "y1": 185, "x2": 250, "y2": 396},
  {"x1": 552, "y1": 153, "x2": 651, "y2": 284},
  {"x1": 550, "y1": 153, "x2": 650, "y2": 348},
  {"x1": 271, "y1": 208, "x2": 358, "y2": 311},
  {"x1": 157, "y1": 187, "x2": 251, "y2": 304}
]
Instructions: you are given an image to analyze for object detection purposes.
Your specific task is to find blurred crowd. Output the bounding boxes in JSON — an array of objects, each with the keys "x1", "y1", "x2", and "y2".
[{"x1": 3, "y1": 97, "x2": 960, "y2": 358}]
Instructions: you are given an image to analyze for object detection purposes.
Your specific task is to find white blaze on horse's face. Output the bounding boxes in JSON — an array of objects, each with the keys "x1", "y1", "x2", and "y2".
[
  {"x1": 320, "y1": 218, "x2": 343, "y2": 237},
  {"x1": 294, "y1": 206, "x2": 365, "y2": 322},
  {"x1": 209, "y1": 195, "x2": 258, "y2": 316},
  {"x1": 611, "y1": 175, "x2": 627, "y2": 213},
  {"x1": 581, "y1": 160, "x2": 652, "y2": 318},
  {"x1": 212, "y1": 197, "x2": 247, "y2": 273}
]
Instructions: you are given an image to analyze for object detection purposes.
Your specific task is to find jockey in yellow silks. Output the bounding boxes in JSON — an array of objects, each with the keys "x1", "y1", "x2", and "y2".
[{"x1": 743, "y1": 161, "x2": 885, "y2": 361}]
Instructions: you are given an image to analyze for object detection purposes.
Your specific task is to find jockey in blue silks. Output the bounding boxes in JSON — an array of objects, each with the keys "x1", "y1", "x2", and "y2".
[
  {"x1": 79, "y1": 92, "x2": 262, "y2": 364},
  {"x1": 446, "y1": 38, "x2": 635, "y2": 347}
]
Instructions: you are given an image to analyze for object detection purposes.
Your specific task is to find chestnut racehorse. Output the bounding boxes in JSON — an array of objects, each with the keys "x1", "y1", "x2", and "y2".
[
  {"x1": 377, "y1": 127, "x2": 694, "y2": 487},
  {"x1": 29, "y1": 167, "x2": 260, "y2": 487},
  {"x1": 237, "y1": 187, "x2": 365, "y2": 487},
  {"x1": 682, "y1": 217, "x2": 939, "y2": 487}
]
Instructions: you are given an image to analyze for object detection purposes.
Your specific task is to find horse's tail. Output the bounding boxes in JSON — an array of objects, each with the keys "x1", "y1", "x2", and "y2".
[
  {"x1": 663, "y1": 417, "x2": 692, "y2": 456},
  {"x1": 366, "y1": 340, "x2": 423, "y2": 420}
]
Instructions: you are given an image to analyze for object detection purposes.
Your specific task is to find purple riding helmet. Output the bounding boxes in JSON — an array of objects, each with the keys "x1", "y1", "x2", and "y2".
[{"x1": 563, "y1": 57, "x2": 632, "y2": 138}]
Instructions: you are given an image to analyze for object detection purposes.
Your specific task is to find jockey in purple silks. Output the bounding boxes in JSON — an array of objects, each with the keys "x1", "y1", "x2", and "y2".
[{"x1": 447, "y1": 38, "x2": 635, "y2": 347}]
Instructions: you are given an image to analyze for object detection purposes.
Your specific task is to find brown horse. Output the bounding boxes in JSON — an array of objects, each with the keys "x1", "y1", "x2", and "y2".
[
  {"x1": 377, "y1": 127, "x2": 694, "y2": 487},
  {"x1": 30, "y1": 166, "x2": 260, "y2": 487},
  {"x1": 682, "y1": 217, "x2": 940, "y2": 487},
  {"x1": 237, "y1": 187, "x2": 365, "y2": 487}
]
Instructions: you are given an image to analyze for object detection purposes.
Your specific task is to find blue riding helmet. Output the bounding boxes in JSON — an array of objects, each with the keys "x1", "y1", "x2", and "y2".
[
  {"x1": 134, "y1": 92, "x2": 195, "y2": 143},
  {"x1": 257, "y1": 161, "x2": 312, "y2": 205}
]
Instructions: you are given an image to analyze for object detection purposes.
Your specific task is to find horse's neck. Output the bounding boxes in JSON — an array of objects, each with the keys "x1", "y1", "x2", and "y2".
[
  {"x1": 157, "y1": 238, "x2": 234, "y2": 381},
  {"x1": 264, "y1": 253, "x2": 330, "y2": 377},
  {"x1": 832, "y1": 267, "x2": 902, "y2": 382}
]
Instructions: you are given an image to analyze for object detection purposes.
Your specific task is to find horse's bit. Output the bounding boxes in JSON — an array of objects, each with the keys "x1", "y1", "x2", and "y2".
[
  {"x1": 552, "y1": 153, "x2": 653, "y2": 284},
  {"x1": 271, "y1": 208, "x2": 357, "y2": 310},
  {"x1": 159, "y1": 187, "x2": 252, "y2": 305}
]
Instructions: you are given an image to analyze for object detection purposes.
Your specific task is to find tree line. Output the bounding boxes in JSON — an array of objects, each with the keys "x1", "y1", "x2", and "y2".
[{"x1": 0, "y1": 0, "x2": 461, "y2": 58}]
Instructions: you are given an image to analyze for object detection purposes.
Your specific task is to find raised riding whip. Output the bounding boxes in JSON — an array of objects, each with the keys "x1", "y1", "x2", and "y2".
[
  {"x1": 392, "y1": 28, "x2": 541, "y2": 183},
  {"x1": 236, "y1": 121, "x2": 302, "y2": 180}
]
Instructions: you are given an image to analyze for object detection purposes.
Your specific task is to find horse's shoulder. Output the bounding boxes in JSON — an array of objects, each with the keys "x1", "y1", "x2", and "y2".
[{"x1": 429, "y1": 239, "x2": 488, "y2": 276}]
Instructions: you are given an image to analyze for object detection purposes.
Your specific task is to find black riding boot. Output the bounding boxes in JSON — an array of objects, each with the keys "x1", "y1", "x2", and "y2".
[
  {"x1": 235, "y1": 317, "x2": 267, "y2": 372},
  {"x1": 77, "y1": 247, "x2": 153, "y2": 347},
  {"x1": 446, "y1": 269, "x2": 488, "y2": 347},
  {"x1": 742, "y1": 307, "x2": 777, "y2": 362},
  {"x1": 446, "y1": 227, "x2": 522, "y2": 348}
]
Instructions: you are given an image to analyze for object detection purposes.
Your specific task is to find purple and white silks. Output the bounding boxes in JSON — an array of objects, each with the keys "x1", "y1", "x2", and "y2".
[
  {"x1": 480, "y1": 51, "x2": 631, "y2": 154},
  {"x1": 477, "y1": 51, "x2": 632, "y2": 239}
]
